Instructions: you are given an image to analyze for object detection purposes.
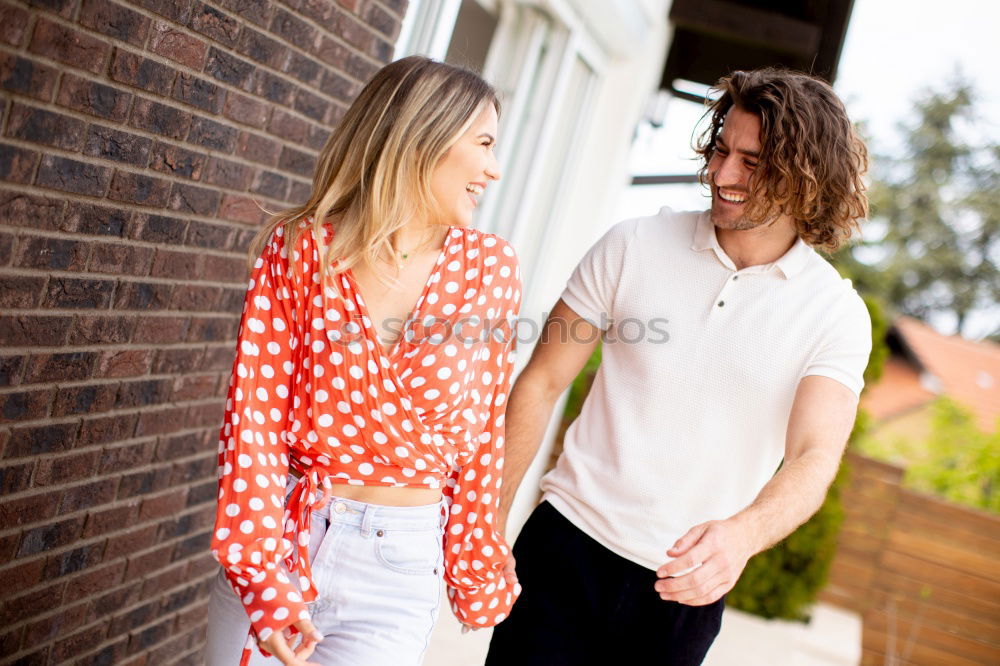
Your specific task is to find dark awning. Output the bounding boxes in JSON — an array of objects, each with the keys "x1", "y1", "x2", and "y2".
[{"x1": 661, "y1": 0, "x2": 856, "y2": 102}]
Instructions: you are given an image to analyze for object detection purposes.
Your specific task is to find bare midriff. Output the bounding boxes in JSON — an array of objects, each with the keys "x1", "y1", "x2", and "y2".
[{"x1": 290, "y1": 469, "x2": 443, "y2": 506}]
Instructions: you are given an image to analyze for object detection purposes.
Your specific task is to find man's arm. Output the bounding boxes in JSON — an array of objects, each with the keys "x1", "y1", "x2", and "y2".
[
  {"x1": 654, "y1": 375, "x2": 860, "y2": 605},
  {"x1": 497, "y1": 298, "x2": 602, "y2": 530}
]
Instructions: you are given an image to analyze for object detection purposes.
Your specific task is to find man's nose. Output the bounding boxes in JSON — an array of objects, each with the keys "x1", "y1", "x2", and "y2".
[{"x1": 713, "y1": 154, "x2": 742, "y2": 187}]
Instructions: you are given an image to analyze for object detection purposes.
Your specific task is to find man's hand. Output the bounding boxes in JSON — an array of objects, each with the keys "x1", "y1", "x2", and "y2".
[
  {"x1": 259, "y1": 619, "x2": 323, "y2": 666},
  {"x1": 653, "y1": 519, "x2": 754, "y2": 606}
]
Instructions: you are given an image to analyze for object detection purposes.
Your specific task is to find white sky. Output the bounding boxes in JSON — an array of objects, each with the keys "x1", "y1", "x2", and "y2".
[{"x1": 616, "y1": 0, "x2": 1000, "y2": 337}]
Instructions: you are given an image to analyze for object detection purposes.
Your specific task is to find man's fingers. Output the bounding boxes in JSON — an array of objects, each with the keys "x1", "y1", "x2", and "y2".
[
  {"x1": 667, "y1": 522, "x2": 709, "y2": 557},
  {"x1": 657, "y1": 542, "x2": 710, "y2": 579}
]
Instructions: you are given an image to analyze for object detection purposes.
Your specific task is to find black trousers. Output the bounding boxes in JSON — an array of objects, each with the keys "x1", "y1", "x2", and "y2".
[{"x1": 486, "y1": 502, "x2": 725, "y2": 666}]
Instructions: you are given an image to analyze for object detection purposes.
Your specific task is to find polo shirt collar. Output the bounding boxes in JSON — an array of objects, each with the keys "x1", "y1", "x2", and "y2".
[{"x1": 691, "y1": 210, "x2": 812, "y2": 279}]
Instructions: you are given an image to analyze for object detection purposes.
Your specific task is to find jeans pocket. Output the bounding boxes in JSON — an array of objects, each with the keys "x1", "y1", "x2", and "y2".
[{"x1": 374, "y1": 528, "x2": 442, "y2": 576}]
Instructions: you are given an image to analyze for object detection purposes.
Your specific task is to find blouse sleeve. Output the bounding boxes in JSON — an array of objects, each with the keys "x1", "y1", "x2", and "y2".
[
  {"x1": 443, "y1": 239, "x2": 522, "y2": 627},
  {"x1": 211, "y1": 226, "x2": 308, "y2": 642}
]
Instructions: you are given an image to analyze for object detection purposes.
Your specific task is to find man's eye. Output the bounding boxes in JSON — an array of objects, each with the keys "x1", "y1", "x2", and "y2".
[{"x1": 744, "y1": 161, "x2": 758, "y2": 168}]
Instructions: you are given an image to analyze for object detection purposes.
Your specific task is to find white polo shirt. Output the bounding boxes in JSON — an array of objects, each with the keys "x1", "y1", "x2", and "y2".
[{"x1": 541, "y1": 208, "x2": 872, "y2": 571}]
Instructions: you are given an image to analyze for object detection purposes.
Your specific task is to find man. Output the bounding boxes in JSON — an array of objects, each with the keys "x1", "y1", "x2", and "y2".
[{"x1": 486, "y1": 68, "x2": 872, "y2": 665}]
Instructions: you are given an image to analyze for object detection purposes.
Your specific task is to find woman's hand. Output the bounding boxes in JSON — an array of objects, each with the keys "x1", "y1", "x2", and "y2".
[{"x1": 259, "y1": 619, "x2": 323, "y2": 666}]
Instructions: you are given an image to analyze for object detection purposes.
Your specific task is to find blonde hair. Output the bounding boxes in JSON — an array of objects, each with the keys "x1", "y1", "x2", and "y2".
[{"x1": 249, "y1": 56, "x2": 500, "y2": 277}]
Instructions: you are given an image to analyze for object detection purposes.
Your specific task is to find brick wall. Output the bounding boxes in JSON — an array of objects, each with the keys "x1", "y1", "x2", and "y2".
[{"x1": 0, "y1": 0, "x2": 406, "y2": 663}]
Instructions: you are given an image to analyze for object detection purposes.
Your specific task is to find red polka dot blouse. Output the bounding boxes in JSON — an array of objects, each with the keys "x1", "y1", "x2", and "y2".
[{"x1": 211, "y1": 222, "x2": 522, "y2": 649}]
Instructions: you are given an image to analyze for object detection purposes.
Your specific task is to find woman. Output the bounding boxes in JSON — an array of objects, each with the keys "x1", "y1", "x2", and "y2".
[{"x1": 206, "y1": 56, "x2": 521, "y2": 666}]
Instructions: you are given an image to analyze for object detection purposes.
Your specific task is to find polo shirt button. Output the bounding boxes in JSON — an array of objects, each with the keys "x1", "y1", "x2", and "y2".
[
  {"x1": 718, "y1": 301, "x2": 725, "y2": 307},
  {"x1": 732, "y1": 275, "x2": 739, "y2": 281}
]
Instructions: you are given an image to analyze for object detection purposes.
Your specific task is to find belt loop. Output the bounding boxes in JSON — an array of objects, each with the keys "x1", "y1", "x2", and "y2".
[{"x1": 360, "y1": 503, "x2": 375, "y2": 538}]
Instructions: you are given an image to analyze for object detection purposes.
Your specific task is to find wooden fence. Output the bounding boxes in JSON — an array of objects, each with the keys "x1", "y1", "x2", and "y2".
[{"x1": 820, "y1": 452, "x2": 1000, "y2": 664}]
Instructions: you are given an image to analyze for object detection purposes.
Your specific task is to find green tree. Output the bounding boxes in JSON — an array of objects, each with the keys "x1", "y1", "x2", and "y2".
[
  {"x1": 835, "y1": 80, "x2": 1000, "y2": 338},
  {"x1": 905, "y1": 397, "x2": 1000, "y2": 513}
]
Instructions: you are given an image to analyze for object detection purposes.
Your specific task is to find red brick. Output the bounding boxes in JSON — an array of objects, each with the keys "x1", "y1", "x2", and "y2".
[
  {"x1": 0, "y1": 274, "x2": 46, "y2": 308},
  {"x1": 217, "y1": 193, "x2": 267, "y2": 225},
  {"x1": 69, "y1": 314, "x2": 136, "y2": 345},
  {"x1": 155, "y1": 430, "x2": 210, "y2": 462},
  {"x1": 0, "y1": 314, "x2": 73, "y2": 346},
  {"x1": 51, "y1": 382, "x2": 118, "y2": 416},
  {"x1": 117, "y1": 465, "x2": 172, "y2": 499},
  {"x1": 109, "y1": 48, "x2": 176, "y2": 95},
  {"x1": 88, "y1": 242, "x2": 155, "y2": 275},
  {"x1": 88, "y1": 579, "x2": 141, "y2": 617},
  {"x1": 189, "y1": 1, "x2": 240, "y2": 47},
  {"x1": 251, "y1": 68, "x2": 294, "y2": 105},
  {"x1": 170, "y1": 284, "x2": 222, "y2": 311},
  {"x1": 104, "y1": 525, "x2": 156, "y2": 552},
  {"x1": 114, "y1": 281, "x2": 174, "y2": 310},
  {"x1": 168, "y1": 182, "x2": 221, "y2": 216},
  {"x1": 83, "y1": 125, "x2": 153, "y2": 167},
  {"x1": 184, "y1": 400, "x2": 223, "y2": 428},
  {"x1": 0, "y1": 52, "x2": 59, "y2": 101},
  {"x1": 63, "y1": 562, "x2": 124, "y2": 603},
  {"x1": 0, "y1": 461, "x2": 35, "y2": 494},
  {"x1": 99, "y1": 440, "x2": 156, "y2": 473},
  {"x1": 108, "y1": 170, "x2": 172, "y2": 208},
  {"x1": 42, "y1": 277, "x2": 117, "y2": 309},
  {"x1": 0, "y1": 581, "x2": 66, "y2": 627},
  {"x1": 284, "y1": 49, "x2": 324, "y2": 87},
  {"x1": 127, "y1": 615, "x2": 173, "y2": 655},
  {"x1": 23, "y1": 601, "x2": 89, "y2": 647},
  {"x1": 34, "y1": 451, "x2": 100, "y2": 487},
  {"x1": 316, "y1": 34, "x2": 351, "y2": 69},
  {"x1": 29, "y1": 18, "x2": 111, "y2": 75},
  {"x1": 95, "y1": 349, "x2": 154, "y2": 378},
  {"x1": 150, "y1": 248, "x2": 201, "y2": 279},
  {"x1": 79, "y1": 0, "x2": 153, "y2": 48},
  {"x1": 186, "y1": 116, "x2": 237, "y2": 152},
  {"x1": 236, "y1": 25, "x2": 288, "y2": 70},
  {"x1": 152, "y1": 347, "x2": 203, "y2": 375},
  {"x1": 201, "y1": 345, "x2": 235, "y2": 371},
  {"x1": 204, "y1": 46, "x2": 253, "y2": 90},
  {"x1": 42, "y1": 541, "x2": 106, "y2": 579},
  {"x1": 198, "y1": 254, "x2": 247, "y2": 284},
  {"x1": 129, "y1": 98, "x2": 192, "y2": 140},
  {"x1": 0, "y1": 557, "x2": 46, "y2": 594},
  {"x1": 0, "y1": 490, "x2": 59, "y2": 529},
  {"x1": 294, "y1": 88, "x2": 326, "y2": 123},
  {"x1": 63, "y1": 201, "x2": 132, "y2": 237},
  {"x1": 109, "y1": 598, "x2": 159, "y2": 636},
  {"x1": 134, "y1": 404, "x2": 187, "y2": 436},
  {"x1": 221, "y1": 90, "x2": 268, "y2": 129},
  {"x1": 279, "y1": 145, "x2": 316, "y2": 178},
  {"x1": 0, "y1": 143, "x2": 40, "y2": 184},
  {"x1": 250, "y1": 169, "x2": 290, "y2": 201},
  {"x1": 320, "y1": 68, "x2": 356, "y2": 103},
  {"x1": 132, "y1": 213, "x2": 188, "y2": 244},
  {"x1": 235, "y1": 131, "x2": 281, "y2": 166},
  {"x1": 132, "y1": 0, "x2": 192, "y2": 24},
  {"x1": 169, "y1": 450, "x2": 215, "y2": 484},
  {"x1": 49, "y1": 619, "x2": 109, "y2": 662},
  {"x1": 215, "y1": 0, "x2": 272, "y2": 26},
  {"x1": 133, "y1": 315, "x2": 191, "y2": 344},
  {"x1": 78, "y1": 413, "x2": 138, "y2": 446},
  {"x1": 172, "y1": 73, "x2": 224, "y2": 114},
  {"x1": 35, "y1": 155, "x2": 113, "y2": 197},
  {"x1": 125, "y1": 542, "x2": 174, "y2": 580},
  {"x1": 83, "y1": 501, "x2": 139, "y2": 540},
  {"x1": 0, "y1": 191, "x2": 66, "y2": 230},
  {"x1": 174, "y1": 599, "x2": 208, "y2": 633},
  {"x1": 24, "y1": 351, "x2": 97, "y2": 384},
  {"x1": 56, "y1": 73, "x2": 134, "y2": 123},
  {"x1": 115, "y1": 378, "x2": 172, "y2": 409},
  {"x1": 148, "y1": 140, "x2": 206, "y2": 180},
  {"x1": 17, "y1": 516, "x2": 86, "y2": 555},
  {"x1": 0, "y1": 387, "x2": 54, "y2": 423},
  {"x1": 148, "y1": 21, "x2": 208, "y2": 70},
  {"x1": 266, "y1": 108, "x2": 307, "y2": 143},
  {"x1": 6, "y1": 103, "x2": 86, "y2": 150},
  {"x1": 59, "y1": 477, "x2": 119, "y2": 513},
  {"x1": 4, "y1": 421, "x2": 78, "y2": 457},
  {"x1": 14, "y1": 235, "x2": 90, "y2": 271},
  {"x1": 203, "y1": 157, "x2": 253, "y2": 190},
  {"x1": 0, "y1": 4, "x2": 30, "y2": 46}
]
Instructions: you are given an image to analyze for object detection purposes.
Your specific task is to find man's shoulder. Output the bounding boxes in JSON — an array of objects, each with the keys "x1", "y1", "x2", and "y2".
[{"x1": 611, "y1": 207, "x2": 704, "y2": 245}]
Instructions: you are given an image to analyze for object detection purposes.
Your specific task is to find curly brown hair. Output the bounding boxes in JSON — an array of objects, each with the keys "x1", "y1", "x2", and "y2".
[{"x1": 694, "y1": 68, "x2": 869, "y2": 252}]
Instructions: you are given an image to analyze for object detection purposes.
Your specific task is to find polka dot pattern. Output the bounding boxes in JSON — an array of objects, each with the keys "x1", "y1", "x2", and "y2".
[{"x1": 211, "y1": 222, "x2": 522, "y2": 648}]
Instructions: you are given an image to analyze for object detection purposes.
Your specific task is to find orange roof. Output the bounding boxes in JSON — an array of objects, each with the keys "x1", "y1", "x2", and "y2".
[
  {"x1": 861, "y1": 354, "x2": 935, "y2": 422},
  {"x1": 870, "y1": 317, "x2": 1000, "y2": 431}
]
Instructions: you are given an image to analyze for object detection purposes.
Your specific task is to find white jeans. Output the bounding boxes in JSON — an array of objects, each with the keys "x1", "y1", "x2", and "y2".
[{"x1": 206, "y1": 494, "x2": 446, "y2": 666}]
